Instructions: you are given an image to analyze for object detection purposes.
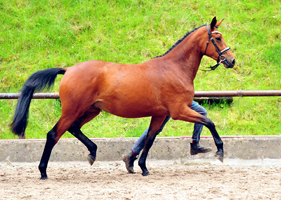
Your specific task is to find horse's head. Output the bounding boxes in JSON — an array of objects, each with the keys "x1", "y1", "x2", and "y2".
[{"x1": 202, "y1": 17, "x2": 235, "y2": 70}]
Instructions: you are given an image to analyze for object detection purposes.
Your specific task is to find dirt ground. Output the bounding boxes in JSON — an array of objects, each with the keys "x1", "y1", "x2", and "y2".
[{"x1": 0, "y1": 159, "x2": 281, "y2": 200}]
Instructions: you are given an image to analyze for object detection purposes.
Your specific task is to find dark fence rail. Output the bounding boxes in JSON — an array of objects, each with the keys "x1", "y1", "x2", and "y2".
[
  {"x1": 0, "y1": 93, "x2": 59, "y2": 99},
  {"x1": 1, "y1": 90, "x2": 281, "y2": 99}
]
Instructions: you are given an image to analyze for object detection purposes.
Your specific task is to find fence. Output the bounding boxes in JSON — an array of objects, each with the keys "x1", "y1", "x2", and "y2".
[
  {"x1": 1, "y1": 90, "x2": 280, "y2": 139},
  {"x1": 1, "y1": 90, "x2": 281, "y2": 99}
]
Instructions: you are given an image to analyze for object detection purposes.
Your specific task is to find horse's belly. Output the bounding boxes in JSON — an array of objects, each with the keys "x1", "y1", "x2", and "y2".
[
  {"x1": 94, "y1": 98, "x2": 169, "y2": 118},
  {"x1": 93, "y1": 70, "x2": 169, "y2": 117}
]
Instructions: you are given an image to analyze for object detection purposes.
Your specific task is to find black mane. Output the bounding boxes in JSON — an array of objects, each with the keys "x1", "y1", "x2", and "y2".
[{"x1": 155, "y1": 25, "x2": 205, "y2": 58}]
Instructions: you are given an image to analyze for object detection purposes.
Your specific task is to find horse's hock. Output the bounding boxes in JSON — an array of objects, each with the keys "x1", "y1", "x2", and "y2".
[{"x1": 1, "y1": 136, "x2": 281, "y2": 163}]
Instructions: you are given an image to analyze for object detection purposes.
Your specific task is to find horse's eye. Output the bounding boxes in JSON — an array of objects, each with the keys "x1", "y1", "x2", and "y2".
[{"x1": 216, "y1": 37, "x2": 221, "y2": 41}]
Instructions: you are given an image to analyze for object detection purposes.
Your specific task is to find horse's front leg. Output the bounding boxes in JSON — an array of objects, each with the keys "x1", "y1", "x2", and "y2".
[
  {"x1": 171, "y1": 106, "x2": 224, "y2": 162},
  {"x1": 138, "y1": 116, "x2": 166, "y2": 176},
  {"x1": 202, "y1": 117, "x2": 224, "y2": 162}
]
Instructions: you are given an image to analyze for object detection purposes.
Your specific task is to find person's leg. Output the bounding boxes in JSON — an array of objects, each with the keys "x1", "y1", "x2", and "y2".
[
  {"x1": 131, "y1": 128, "x2": 149, "y2": 155},
  {"x1": 191, "y1": 103, "x2": 207, "y2": 142},
  {"x1": 123, "y1": 116, "x2": 171, "y2": 173},
  {"x1": 190, "y1": 102, "x2": 212, "y2": 155}
]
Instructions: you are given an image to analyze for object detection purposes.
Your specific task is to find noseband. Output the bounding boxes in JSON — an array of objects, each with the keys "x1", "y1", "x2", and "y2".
[{"x1": 203, "y1": 25, "x2": 231, "y2": 71}]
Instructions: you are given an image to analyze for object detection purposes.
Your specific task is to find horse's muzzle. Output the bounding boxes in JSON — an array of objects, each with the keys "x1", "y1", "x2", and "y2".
[{"x1": 223, "y1": 58, "x2": 235, "y2": 68}]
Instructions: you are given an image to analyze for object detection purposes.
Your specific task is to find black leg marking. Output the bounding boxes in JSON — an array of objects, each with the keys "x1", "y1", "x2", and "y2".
[
  {"x1": 68, "y1": 124, "x2": 97, "y2": 165},
  {"x1": 204, "y1": 117, "x2": 224, "y2": 162},
  {"x1": 138, "y1": 116, "x2": 166, "y2": 176},
  {"x1": 38, "y1": 129, "x2": 57, "y2": 180},
  {"x1": 139, "y1": 133, "x2": 157, "y2": 176}
]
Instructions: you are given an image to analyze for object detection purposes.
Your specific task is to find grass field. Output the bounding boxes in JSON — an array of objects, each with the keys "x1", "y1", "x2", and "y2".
[{"x1": 0, "y1": 0, "x2": 281, "y2": 139}]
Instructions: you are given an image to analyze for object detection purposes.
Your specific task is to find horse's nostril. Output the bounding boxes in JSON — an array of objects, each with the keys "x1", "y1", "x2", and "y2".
[{"x1": 232, "y1": 59, "x2": 235, "y2": 65}]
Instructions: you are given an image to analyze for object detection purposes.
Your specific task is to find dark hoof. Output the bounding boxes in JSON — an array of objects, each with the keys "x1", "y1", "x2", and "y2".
[
  {"x1": 40, "y1": 176, "x2": 48, "y2": 180},
  {"x1": 87, "y1": 154, "x2": 96, "y2": 166},
  {"x1": 142, "y1": 170, "x2": 150, "y2": 176},
  {"x1": 215, "y1": 152, "x2": 224, "y2": 163}
]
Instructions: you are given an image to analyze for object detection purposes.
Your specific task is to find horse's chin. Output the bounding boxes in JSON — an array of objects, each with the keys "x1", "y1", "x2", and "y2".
[
  {"x1": 223, "y1": 64, "x2": 234, "y2": 69},
  {"x1": 223, "y1": 60, "x2": 234, "y2": 69}
]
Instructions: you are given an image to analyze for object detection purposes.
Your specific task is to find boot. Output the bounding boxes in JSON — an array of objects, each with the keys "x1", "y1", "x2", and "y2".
[
  {"x1": 122, "y1": 152, "x2": 137, "y2": 173},
  {"x1": 190, "y1": 142, "x2": 212, "y2": 155}
]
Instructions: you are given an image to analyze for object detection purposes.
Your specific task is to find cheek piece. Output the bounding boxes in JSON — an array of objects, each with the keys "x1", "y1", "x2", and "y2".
[{"x1": 202, "y1": 25, "x2": 231, "y2": 71}]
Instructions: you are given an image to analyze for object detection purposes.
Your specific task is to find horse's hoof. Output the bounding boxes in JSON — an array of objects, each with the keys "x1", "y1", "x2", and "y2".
[
  {"x1": 87, "y1": 154, "x2": 96, "y2": 166},
  {"x1": 40, "y1": 176, "x2": 48, "y2": 180},
  {"x1": 215, "y1": 152, "x2": 224, "y2": 163},
  {"x1": 142, "y1": 171, "x2": 150, "y2": 176}
]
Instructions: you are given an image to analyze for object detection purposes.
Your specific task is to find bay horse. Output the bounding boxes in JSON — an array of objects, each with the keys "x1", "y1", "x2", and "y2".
[{"x1": 11, "y1": 17, "x2": 235, "y2": 179}]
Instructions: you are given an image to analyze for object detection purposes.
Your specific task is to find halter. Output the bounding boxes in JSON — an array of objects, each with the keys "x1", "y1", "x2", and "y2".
[{"x1": 203, "y1": 25, "x2": 231, "y2": 71}]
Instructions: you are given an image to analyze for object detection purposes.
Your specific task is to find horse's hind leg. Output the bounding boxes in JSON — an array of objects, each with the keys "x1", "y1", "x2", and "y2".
[
  {"x1": 68, "y1": 125, "x2": 97, "y2": 165},
  {"x1": 38, "y1": 114, "x2": 77, "y2": 180},
  {"x1": 138, "y1": 116, "x2": 166, "y2": 176},
  {"x1": 68, "y1": 107, "x2": 101, "y2": 165}
]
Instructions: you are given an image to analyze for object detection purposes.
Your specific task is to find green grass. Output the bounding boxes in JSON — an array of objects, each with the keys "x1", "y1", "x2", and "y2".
[{"x1": 0, "y1": 0, "x2": 281, "y2": 139}]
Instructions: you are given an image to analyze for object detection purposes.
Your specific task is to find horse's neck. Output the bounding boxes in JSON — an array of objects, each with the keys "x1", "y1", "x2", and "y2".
[{"x1": 164, "y1": 36, "x2": 203, "y2": 82}]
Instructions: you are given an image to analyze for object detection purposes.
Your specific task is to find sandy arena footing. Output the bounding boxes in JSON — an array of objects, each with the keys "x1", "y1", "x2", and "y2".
[{"x1": 1, "y1": 159, "x2": 281, "y2": 199}]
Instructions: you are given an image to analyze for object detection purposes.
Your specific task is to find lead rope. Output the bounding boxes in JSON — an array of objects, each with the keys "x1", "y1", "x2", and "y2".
[{"x1": 200, "y1": 59, "x2": 225, "y2": 71}]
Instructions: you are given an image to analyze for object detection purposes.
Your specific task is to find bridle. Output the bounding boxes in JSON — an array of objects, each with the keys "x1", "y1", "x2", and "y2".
[{"x1": 203, "y1": 25, "x2": 231, "y2": 71}]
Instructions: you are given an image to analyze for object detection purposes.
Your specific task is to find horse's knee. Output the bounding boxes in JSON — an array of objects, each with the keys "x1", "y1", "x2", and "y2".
[
  {"x1": 204, "y1": 118, "x2": 215, "y2": 129},
  {"x1": 46, "y1": 129, "x2": 57, "y2": 145},
  {"x1": 146, "y1": 134, "x2": 157, "y2": 147},
  {"x1": 68, "y1": 123, "x2": 79, "y2": 136}
]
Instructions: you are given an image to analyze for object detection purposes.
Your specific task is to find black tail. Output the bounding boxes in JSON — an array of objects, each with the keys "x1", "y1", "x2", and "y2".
[{"x1": 11, "y1": 68, "x2": 66, "y2": 137}]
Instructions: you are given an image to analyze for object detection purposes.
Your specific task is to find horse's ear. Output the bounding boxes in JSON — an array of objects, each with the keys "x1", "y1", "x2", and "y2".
[
  {"x1": 216, "y1": 19, "x2": 224, "y2": 28},
  {"x1": 210, "y1": 17, "x2": 217, "y2": 29}
]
